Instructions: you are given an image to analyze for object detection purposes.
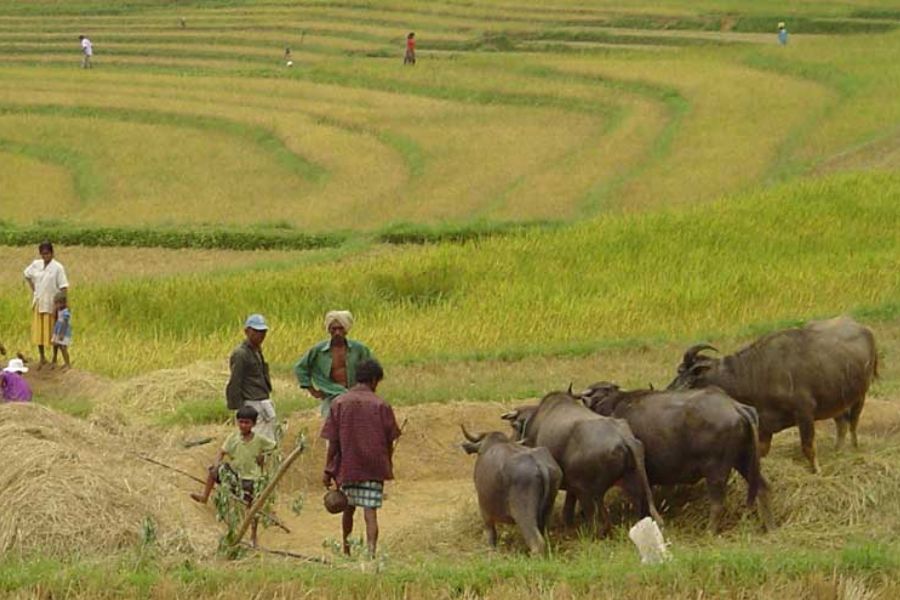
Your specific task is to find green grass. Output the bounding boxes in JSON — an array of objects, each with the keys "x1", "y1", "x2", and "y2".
[{"x1": 0, "y1": 540, "x2": 897, "y2": 598}]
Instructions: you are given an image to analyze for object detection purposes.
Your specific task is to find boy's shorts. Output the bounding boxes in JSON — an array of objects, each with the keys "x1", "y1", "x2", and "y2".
[{"x1": 210, "y1": 464, "x2": 255, "y2": 503}]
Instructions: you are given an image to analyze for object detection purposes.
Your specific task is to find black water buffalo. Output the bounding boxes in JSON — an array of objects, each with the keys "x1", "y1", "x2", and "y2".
[
  {"x1": 460, "y1": 427, "x2": 562, "y2": 554},
  {"x1": 668, "y1": 316, "x2": 878, "y2": 473},
  {"x1": 581, "y1": 382, "x2": 774, "y2": 532},
  {"x1": 501, "y1": 391, "x2": 661, "y2": 536}
]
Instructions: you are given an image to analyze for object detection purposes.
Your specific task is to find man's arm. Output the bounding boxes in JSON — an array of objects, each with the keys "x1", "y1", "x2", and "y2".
[
  {"x1": 294, "y1": 346, "x2": 327, "y2": 399},
  {"x1": 225, "y1": 350, "x2": 247, "y2": 410},
  {"x1": 383, "y1": 405, "x2": 401, "y2": 459},
  {"x1": 293, "y1": 347, "x2": 315, "y2": 388},
  {"x1": 323, "y1": 440, "x2": 340, "y2": 487}
]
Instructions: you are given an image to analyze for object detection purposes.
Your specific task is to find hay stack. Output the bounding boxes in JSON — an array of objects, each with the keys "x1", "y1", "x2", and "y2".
[
  {"x1": 0, "y1": 403, "x2": 218, "y2": 557},
  {"x1": 95, "y1": 361, "x2": 227, "y2": 420},
  {"x1": 95, "y1": 360, "x2": 305, "y2": 423}
]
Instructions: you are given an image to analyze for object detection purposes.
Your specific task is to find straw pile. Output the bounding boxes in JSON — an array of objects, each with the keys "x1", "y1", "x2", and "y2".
[
  {"x1": 95, "y1": 360, "x2": 305, "y2": 422},
  {"x1": 95, "y1": 361, "x2": 227, "y2": 420},
  {"x1": 0, "y1": 403, "x2": 218, "y2": 557}
]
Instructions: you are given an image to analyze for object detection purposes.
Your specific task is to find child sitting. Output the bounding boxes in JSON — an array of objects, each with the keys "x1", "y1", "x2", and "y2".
[
  {"x1": 1, "y1": 357, "x2": 32, "y2": 402},
  {"x1": 191, "y1": 405, "x2": 276, "y2": 546},
  {"x1": 50, "y1": 292, "x2": 72, "y2": 369}
]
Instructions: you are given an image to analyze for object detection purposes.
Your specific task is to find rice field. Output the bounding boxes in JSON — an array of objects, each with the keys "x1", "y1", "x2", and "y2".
[
  {"x1": 0, "y1": 0, "x2": 899, "y2": 597},
  {"x1": 0, "y1": 0, "x2": 896, "y2": 231}
]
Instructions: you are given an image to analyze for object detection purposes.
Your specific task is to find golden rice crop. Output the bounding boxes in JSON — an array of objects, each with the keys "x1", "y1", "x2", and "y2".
[{"x1": 0, "y1": 403, "x2": 217, "y2": 557}]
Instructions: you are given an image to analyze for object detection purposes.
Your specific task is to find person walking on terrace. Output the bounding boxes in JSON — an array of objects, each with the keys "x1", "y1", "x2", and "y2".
[
  {"x1": 321, "y1": 359, "x2": 401, "y2": 558},
  {"x1": 403, "y1": 32, "x2": 416, "y2": 65},
  {"x1": 294, "y1": 310, "x2": 374, "y2": 417},
  {"x1": 79, "y1": 35, "x2": 93, "y2": 68},
  {"x1": 226, "y1": 314, "x2": 278, "y2": 440},
  {"x1": 23, "y1": 241, "x2": 69, "y2": 370}
]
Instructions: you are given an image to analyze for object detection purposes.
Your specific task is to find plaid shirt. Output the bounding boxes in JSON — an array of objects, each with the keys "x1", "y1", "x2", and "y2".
[{"x1": 321, "y1": 385, "x2": 401, "y2": 484}]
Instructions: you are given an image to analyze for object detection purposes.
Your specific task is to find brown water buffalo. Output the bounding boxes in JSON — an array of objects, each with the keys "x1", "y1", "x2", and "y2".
[
  {"x1": 581, "y1": 382, "x2": 774, "y2": 532},
  {"x1": 668, "y1": 316, "x2": 878, "y2": 473},
  {"x1": 501, "y1": 391, "x2": 661, "y2": 536},
  {"x1": 460, "y1": 427, "x2": 563, "y2": 554}
]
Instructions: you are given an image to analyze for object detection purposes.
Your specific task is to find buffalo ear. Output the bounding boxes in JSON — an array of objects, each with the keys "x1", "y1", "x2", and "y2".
[
  {"x1": 500, "y1": 410, "x2": 519, "y2": 421},
  {"x1": 461, "y1": 441, "x2": 480, "y2": 455},
  {"x1": 688, "y1": 362, "x2": 712, "y2": 379}
]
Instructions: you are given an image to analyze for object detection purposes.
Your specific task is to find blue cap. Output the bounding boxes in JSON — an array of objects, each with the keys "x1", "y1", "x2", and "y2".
[{"x1": 244, "y1": 314, "x2": 269, "y2": 331}]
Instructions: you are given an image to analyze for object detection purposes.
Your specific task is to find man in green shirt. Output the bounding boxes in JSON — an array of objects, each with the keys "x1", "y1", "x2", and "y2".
[
  {"x1": 294, "y1": 310, "x2": 373, "y2": 417},
  {"x1": 190, "y1": 405, "x2": 276, "y2": 547}
]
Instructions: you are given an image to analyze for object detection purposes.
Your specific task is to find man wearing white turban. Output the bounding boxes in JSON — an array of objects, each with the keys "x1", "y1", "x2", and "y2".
[{"x1": 294, "y1": 310, "x2": 374, "y2": 417}]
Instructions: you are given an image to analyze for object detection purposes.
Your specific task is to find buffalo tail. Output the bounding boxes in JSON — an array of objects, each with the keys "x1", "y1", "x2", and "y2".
[
  {"x1": 536, "y1": 458, "x2": 551, "y2": 532},
  {"x1": 736, "y1": 403, "x2": 762, "y2": 506},
  {"x1": 624, "y1": 437, "x2": 663, "y2": 525}
]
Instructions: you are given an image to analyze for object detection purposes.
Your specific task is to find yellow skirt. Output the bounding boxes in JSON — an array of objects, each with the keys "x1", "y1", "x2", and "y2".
[{"x1": 31, "y1": 308, "x2": 53, "y2": 347}]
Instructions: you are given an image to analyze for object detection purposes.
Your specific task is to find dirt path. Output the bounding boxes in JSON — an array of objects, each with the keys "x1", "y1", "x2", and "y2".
[{"x1": 171, "y1": 401, "x2": 515, "y2": 559}]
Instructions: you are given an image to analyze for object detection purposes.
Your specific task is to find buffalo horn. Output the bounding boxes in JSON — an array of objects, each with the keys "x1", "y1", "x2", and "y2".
[
  {"x1": 460, "y1": 424, "x2": 485, "y2": 443},
  {"x1": 683, "y1": 344, "x2": 718, "y2": 366},
  {"x1": 567, "y1": 382, "x2": 574, "y2": 396}
]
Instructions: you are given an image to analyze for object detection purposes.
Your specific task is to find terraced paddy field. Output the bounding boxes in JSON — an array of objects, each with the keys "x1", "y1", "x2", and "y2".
[{"x1": 0, "y1": 0, "x2": 898, "y2": 597}]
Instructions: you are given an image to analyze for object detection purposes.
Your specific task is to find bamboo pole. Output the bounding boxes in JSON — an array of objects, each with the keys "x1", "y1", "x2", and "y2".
[{"x1": 228, "y1": 440, "x2": 306, "y2": 547}]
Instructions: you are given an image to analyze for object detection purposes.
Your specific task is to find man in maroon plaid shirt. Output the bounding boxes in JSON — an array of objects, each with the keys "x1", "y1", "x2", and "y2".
[{"x1": 321, "y1": 359, "x2": 401, "y2": 557}]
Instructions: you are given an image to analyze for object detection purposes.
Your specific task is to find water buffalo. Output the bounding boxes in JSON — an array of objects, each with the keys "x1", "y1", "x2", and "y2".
[
  {"x1": 581, "y1": 382, "x2": 774, "y2": 532},
  {"x1": 460, "y1": 426, "x2": 562, "y2": 554},
  {"x1": 501, "y1": 391, "x2": 661, "y2": 536},
  {"x1": 668, "y1": 316, "x2": 878, "y2": 473}
]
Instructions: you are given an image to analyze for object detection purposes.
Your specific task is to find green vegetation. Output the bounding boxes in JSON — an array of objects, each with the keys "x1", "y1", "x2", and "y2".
[
  {"x1": 2, "y1": 171, "x2": 894, "y2": 377},
  {"x1": 0, "y1": 540, "x2": 898, "y2": 598}
]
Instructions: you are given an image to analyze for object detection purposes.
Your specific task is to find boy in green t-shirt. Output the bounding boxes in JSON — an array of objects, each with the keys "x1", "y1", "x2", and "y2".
[{"x1": 191, "y1": 405, "x2": 276, "y2": 546}]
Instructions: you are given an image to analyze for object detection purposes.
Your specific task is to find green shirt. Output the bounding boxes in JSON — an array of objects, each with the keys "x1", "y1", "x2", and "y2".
[
  {"x1": 293, "y1": 338, "x2": 373, "y2": 400},
  {"x1": 221, "y1": 431, "x2": 276, "y2": 481}
]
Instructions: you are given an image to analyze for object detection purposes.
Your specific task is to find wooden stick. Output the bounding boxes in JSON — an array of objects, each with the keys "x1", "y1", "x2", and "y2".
[
  {"x1": 238, "y1": 542, "x2": 329, "y2": 564},
  {"x1": 229, "y1": 441, "x2": 306, "y2": 547},
  {"x1": 137, "y1": 454, "x2": 206, "y2": 484},
  {"x1": 136, "y1": 453, "x2": 292, "y2": 534}
]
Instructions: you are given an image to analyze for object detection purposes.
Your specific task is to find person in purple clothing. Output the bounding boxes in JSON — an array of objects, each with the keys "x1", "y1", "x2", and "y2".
[{"x1": 1, "y1": 357, "x2": 32, "y2": 402}]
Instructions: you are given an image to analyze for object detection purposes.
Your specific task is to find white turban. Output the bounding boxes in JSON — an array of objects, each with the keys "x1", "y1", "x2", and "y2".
[{"x1": 324, "y1": 310, "x2": 353, "y2": 333}]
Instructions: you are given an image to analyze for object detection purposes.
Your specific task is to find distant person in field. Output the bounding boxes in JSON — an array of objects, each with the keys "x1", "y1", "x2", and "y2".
[
  {"x1": 321, "y1": 359, "x2": 401, "y2": 557},
  {"x1": 294, "y1": 310, "x2": 373, "y2": 417},
  {"x1": 1, "y1": 357, "x2": 32, "y2": 403},
  {"x1": 226, "y1": 314, "x2": 278, "y2": 440},
  {"x1": 191, "y1": 404, "x2": 276, "y2": 547},
  {"x1": 778, "y1": 22, "x2": 789, "y2": 46},
  {"x1": 50, "y1": 291, "x2": 72, "y2": 370},
  {"x1": 284, "y1": 46, "x2": 293, "y2": 67},
  {"x1": 404, "y1": 32, "x2": 416, "y2": 65},
  {"x1": 23, "y1": 241, "x2": 69, "y2": 370},
  {"x1": 79, "y1": 35, "x2": 93, "y2": 68}
]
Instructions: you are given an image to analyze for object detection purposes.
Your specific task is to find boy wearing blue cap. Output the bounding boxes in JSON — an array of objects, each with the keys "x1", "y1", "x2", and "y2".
[{"x1": 226, "y1": 314, "x2": 277, "y2": 440}]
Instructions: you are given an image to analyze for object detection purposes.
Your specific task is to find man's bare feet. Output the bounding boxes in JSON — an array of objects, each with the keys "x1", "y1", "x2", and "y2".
[{"x1": 190, "y1": 492, "x2": 208, "y2": 504}]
